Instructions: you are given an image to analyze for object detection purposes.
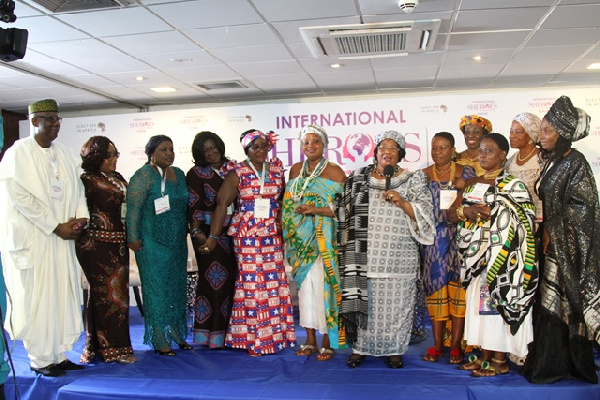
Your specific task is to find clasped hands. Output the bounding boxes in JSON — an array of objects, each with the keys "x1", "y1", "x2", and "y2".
[
  {"x1": 464, "y1": 204, "x2": 491, "y2": 223},
  {"x1": 54, "y1": 217, "x2": 88, "y2": 240}
]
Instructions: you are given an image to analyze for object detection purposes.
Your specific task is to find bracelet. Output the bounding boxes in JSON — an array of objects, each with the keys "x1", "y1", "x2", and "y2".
[
  {"x1": 208, "y1": 235, "x2": 219, "y2": 240},
  {"x1": 456, "y1": 206, "x2": 467, "y2": 222}
]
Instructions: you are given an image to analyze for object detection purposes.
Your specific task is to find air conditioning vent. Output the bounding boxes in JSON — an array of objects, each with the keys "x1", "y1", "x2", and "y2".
[
  {"x1": 196, "y1": 81, "x2": 247, "y2": 90},
  {"x1": 28, "y1": 0, "x2": 137, "y2": 13},
  {"x1": 301, "y1": 20, "x2": 440, "y2": 59}
]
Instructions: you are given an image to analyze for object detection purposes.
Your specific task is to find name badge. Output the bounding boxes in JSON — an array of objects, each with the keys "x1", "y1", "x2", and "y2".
[
  {"x1": 50, "y1": 178, "x2": 64, "y2": 200},
  {"x1": 465, "y1": 183, "x2": 490, "y2": 203},
  {"x1": 254, "y1": 197, "x2": 270, "y2": 219},
  {"x1": 439, "y1": 189, "x2": 457, "y2": 210},
  {"x1": 154, "y1": 195, "x2": 170, "y2": 215}
]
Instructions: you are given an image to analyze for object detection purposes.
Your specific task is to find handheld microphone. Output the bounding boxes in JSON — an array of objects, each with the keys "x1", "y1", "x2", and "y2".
[{"x1": 383, "y1": 165, "x2": 394, "y2": 192}]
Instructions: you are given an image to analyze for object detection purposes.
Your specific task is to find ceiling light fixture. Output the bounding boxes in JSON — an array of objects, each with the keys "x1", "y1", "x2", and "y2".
[
  {"x1": 587, "y1": 63, "x2": 600, "y2": 70},
  {"x1": 170, "y1": 58, "x2": 193, "y2": 63},
  {"x1": 151, "y1": 87, "x2": 177, "y2": 93},
  {"x1": 473, "y1": 56, "x2": 482, "y2": 61},
  {"x1": 135, "y1": 76, "x2": 145, "y2": 81},
  {"x1": 330, "y1": 63, "x2": 344, "y2": 68}
]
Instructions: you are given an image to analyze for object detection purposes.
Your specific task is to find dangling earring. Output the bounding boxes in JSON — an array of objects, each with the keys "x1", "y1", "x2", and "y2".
[{"x1": 151, "y1": 156, "x2": 155, "y2": 164}]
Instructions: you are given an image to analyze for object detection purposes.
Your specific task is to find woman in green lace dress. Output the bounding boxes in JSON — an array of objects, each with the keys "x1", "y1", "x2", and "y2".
[{"x1": 126, "y1": 135, "x2": 192, "y2": 355}]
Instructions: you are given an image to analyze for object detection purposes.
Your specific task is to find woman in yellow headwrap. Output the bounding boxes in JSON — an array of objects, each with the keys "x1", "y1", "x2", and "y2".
[{"x1": 455, "y1": 115, "x2": 493, "y2": 176}]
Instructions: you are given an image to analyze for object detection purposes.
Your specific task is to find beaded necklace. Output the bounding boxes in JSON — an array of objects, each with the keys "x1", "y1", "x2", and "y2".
[
  {"x1": 289, "y1": 158, "x2": 329, "y2": 203},
  {"x1": 373, "y1": 165, "x2": 399, "y2": 177},
  {"x1": 432, "y1": 162, "x2": 455, "y2": 190}
]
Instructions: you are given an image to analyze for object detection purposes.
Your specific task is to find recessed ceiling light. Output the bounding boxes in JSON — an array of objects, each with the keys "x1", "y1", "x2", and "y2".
[
  {"x1": 135, "y1": 76, "x2": 145, "y2": 81},
  {"x1": 473, "y1": 56, "x2": 482, "y2": 61},
  {"x1": 330, "y1": 63, "x2": 344, "y2": 68},
  {"x1": 171, "y1": 58, "x2": 193, "y2": 63},
  {"x1": 151, "y1": 87, "x2": 177, "y2": 93},
  {"x1": 587, "y1": 63, "x2": 600, "y2": 70}
]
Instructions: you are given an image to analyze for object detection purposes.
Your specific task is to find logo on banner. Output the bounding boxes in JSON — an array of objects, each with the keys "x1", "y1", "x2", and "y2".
[
  {"x1": 528, "y1": 98, "x2": 555, "y2": 115},
  {"x1": 467, "y1": 100, "x2": 496, "y2": 114},
  {"x1": 586, "y1": 98, "x2": 600, "y2": 108},
  {"x1": 129, "y1": 118, "x2": 154, "y2": 133},
  {"x1": 76, "y1": 122, "x2": 106, "y2": 134},
  {"x1": 420, "y1": 104, "x2": 448, "y2": 114},
  {"x1": 228, "y1": 115, "x2": 253, "y2": 123},
  {"x1": 180, "y1": 115, "x2": 208, "y2": 128},
  {"x1": 343, "y1": 133, "x2": 374, "y2": 163},
  {"x1": 130, "y1": 147, "x2": 147, "y2": 162}
]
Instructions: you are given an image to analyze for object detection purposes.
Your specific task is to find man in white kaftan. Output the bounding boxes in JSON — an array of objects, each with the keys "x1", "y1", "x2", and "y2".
[{"x1": 0, "y1": 99, "x2": 89, "y2": 377}]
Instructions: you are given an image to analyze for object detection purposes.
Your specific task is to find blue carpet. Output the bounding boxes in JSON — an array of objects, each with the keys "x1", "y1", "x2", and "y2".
[{"x1": 3, "y1": 307, "x2": 599, "y2": 400}]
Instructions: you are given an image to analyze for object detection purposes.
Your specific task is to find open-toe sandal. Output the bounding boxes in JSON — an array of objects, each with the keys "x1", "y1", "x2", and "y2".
[
  {"x1": 449, "y1": 347, "x2": 465, "y2": 364},
  {"x1": 471, "y1": 358, "x2": 509, "y2": 377},
  {"x1": 316, "y1": 348, "x2": 335, "y2": 361},
  {"x1": 458, "y1": 355, "x2": 482, "y2": 371},
  {"x1": 295, "y1": 344, "x2": 317, "y2": 356},
  {"x1": 423, "y1": 347, "x2": 442, "y2": 362}
]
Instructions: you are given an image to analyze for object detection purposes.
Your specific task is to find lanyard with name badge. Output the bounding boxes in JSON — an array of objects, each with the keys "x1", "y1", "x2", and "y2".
[
  {"x1": 153, "y1": 165, "x2": 170, "y2": 215},
  {"x1": 247, "y1": 160, "x2": 270, "y2": 219}
]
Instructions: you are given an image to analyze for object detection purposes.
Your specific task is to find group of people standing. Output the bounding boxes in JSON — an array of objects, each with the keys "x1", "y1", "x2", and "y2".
[{"x1": 0, "y1": 95, "x2": 598, "y2": 386}]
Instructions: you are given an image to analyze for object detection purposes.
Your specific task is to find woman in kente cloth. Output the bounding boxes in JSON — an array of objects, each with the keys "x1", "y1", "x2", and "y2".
[
  {"x1": 283, "y1": 124, "x2": 346, "y2": 361},
  {"x1": 522, "y1": 95, "x2": 600, "y2": 384},
  {"x1": 448, "y1": 133, "x2": 538, "y2": 377}
]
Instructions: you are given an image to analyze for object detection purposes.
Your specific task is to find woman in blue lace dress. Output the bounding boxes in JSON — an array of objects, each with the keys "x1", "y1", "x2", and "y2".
[{"x1": 126, "y1": 135, "x2": 192, "y2": 356}]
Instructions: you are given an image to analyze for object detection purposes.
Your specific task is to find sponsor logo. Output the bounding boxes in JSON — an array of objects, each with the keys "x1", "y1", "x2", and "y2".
[
  {"x1": 466, "y1": 100, "x2": 496, "y2": 113},
  {"x1": 228, "y1": 115, "x2": 253, "y2": 123},
  {"x1": 528, "y1": 98, "x2": 555, "y2": 114},
  {"x1": 180, "y1": 116, "x2": 208, "y2": 126}
]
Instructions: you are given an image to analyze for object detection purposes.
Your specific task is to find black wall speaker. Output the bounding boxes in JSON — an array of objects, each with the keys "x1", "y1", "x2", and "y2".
[{"x1": 0, "y1": 27, "x2": 28, "y2": 62}]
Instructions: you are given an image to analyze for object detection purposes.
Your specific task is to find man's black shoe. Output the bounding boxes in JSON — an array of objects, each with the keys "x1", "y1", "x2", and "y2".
[
  {"x1": 57, "y1": 359, "x2": 85, "y2": 371},
  {"x1": 30, "y1": 364, "x2": 66, "y2": 377}
]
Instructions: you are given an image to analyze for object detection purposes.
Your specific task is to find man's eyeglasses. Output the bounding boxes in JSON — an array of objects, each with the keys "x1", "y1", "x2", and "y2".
[
  {"x1": 106, "y1": 152, "x2": 120, "y2": 159},
  {"x1": 250, "y1": 144, "x2": 269, "y2": 151},
  {"x1": 37, "y1": 116, "x2": 63, "y2": 124}
]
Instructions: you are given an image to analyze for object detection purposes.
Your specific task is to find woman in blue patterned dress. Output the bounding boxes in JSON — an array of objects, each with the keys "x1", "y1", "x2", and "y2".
[
  {"x1": 204, "y1": 129, "x2": 296, "y2": 356},
  {"x1": 127, "y1": 135, "x2": 192, "y2": 356},
  {"x1": 421, "y1": 132, "x2": 476, "y2": 364}
]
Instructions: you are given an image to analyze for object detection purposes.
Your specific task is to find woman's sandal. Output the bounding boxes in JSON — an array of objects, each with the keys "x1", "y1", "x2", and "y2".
[
  {"x1": 458, "y1": 355, "x2": 482, "y2": 371},
  {"x1": 449, "y1": 347, "x2": 465, "y2": 364},
  {"x1": 347, "y1": 354, "x2": 366, "y2": 368},
  {"x1": 471, "y1": 357, "x2": 509, "y2": 377},
  {"x1": 316, "y1": 348, "x2": 335, "y2": 361},
  {"x1": 423, "y1": 347, "x2": 442, "y2": 362},
  {"x1": 295, "y1": 344, "x2": 318, "y2": 356}
]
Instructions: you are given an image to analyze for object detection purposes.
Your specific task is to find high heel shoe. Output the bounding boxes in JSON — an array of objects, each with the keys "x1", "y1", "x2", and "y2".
[
  {"x1": 154, "y1": 349, "x2": 176, "y2": 356},
  {"x1": 178, "y1": 342, "x2": 193, "y2": 350},
  {"x1": 347, "y1": 354, "x2": 366, "y2": 369}
]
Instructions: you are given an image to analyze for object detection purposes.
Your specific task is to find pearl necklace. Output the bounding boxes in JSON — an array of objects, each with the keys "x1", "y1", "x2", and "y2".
[
  {"x1": 289, "y1": 158, "x2": 329, "y2": 203},
  {"x1": 432, "y1": 162, "x2": 455, "y2": 190},
  {"x1": 517, "y1": 146, "x2": 537, "y2": 163}
]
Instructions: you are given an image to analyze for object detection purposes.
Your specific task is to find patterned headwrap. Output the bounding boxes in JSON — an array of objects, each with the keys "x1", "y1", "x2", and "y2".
[
  {"x1": 28, "y1": 99, "x2": 58, "y2": 114},
  {"x1": 299, "y1": 124, "x2": 328, "y2": 147},
  {"x1": 544, "y1": 95, "x2": 591, "y2": 142},
  {"x1": 459, "y1": 115, "x2": 493, "y2": 134},
  {"x1": 240, "y1": 129, "x2": 278, "y2": 150},
  {"x1": 512, "y1": 112, "x2": 542, "y2": 144},
  {"x1": 374, "y1": 130, "x2": 406, "y2": 149}
]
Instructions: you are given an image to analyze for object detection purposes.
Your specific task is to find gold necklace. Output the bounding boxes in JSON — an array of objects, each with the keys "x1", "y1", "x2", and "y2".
[
  {"x1": 374, "y1": 165, "x2": 399, "y2": 177},
  {"x1": 461, "y1": 151, "x2": 478, "y2": 163},
  {"x1": 432, "y1": 162, "x2": 455, "y2": 189},
  {"x1": 517, "y1": 146, "x2": 537, "y2": 162},
  {"x1": 483, "y1": 167, "x2": 503, "y2": 180}
]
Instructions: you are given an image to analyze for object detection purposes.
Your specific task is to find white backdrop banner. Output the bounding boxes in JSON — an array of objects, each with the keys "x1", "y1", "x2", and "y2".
[{"x1": 22, "y1": 88, "x2": 600, "y2": 187}]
